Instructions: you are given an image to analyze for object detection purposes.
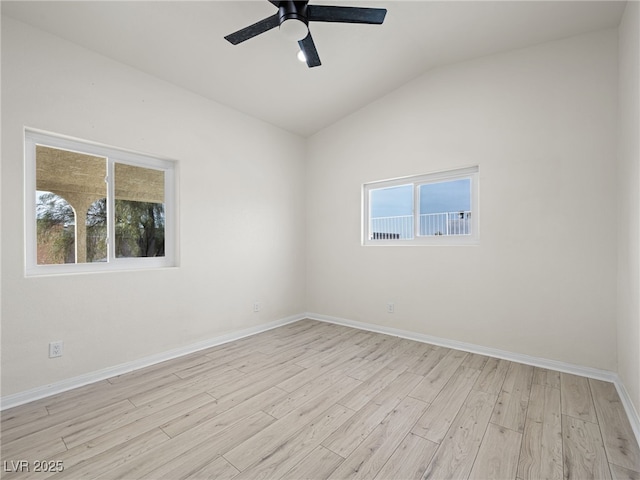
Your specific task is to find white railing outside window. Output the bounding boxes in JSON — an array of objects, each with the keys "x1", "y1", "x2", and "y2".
[
  {"x1": 419, "y1": 211, "x2": 471, "y2": 236},
  {"x1": 370, "y1": 211, "x2": 471, "y2": 240},
  {"x1": 370, "y1": 215, "x2": 413, "y2": 239}
]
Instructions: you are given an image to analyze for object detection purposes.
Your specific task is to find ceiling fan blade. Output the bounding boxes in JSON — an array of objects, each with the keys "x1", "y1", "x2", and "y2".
[
  {"x1": 307, "y1": 5, "x2": 386, "y2": 24},
  {"x1": 298, "y1": 33, "x2": 321, "y2": 68},
  {"x1": 224, "y1": 13, "x2": 280, "y2": 45}
]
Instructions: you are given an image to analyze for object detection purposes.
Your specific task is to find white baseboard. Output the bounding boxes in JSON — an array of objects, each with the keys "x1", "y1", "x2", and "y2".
[
  {"x1": 0, "y1": 313, "x2": 305, "y2": 411},
  {"x1": 613, "y1": 375, "x2": 640, "y2": 448},
  {"x1": 305, "y1": 312, "x2": 640, "y2": 447}
]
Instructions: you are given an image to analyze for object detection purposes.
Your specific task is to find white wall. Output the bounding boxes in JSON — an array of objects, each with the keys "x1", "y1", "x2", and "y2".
[
  {"x1": 0, "y1": 18, "x2": 306, "y2": 396},
  {"x1": 618, "y1": 1, "x2": 640, "y2": 417},
  {"x1": 306, "y1": 28, "x2": 619, "y2": 371}
]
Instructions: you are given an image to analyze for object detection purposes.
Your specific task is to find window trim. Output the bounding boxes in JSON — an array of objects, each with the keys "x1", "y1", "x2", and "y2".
[
  {"x1": 25, "y1": 129, "x2": 178, "y2": 276},
  {"x1": 362, "y1": 166, "x2": 479, "y2": 246}
]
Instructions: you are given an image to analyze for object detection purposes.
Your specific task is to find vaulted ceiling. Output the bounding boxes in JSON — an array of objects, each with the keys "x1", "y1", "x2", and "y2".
[{"x1": 2, "y1": 1, "x2": 626, "y2": 136}]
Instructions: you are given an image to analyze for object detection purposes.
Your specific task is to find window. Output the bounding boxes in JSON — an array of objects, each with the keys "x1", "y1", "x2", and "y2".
[
  {"x1": 25, "y1": 130, "x2": 177, "y2": 275},
  {"x1": 363, "y1": 166, "x2": 479, "y2": 245}
]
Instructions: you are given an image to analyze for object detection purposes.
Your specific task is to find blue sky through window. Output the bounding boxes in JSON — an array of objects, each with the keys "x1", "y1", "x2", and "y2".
[
  {"x1": 370, "y1": 184, "x2": 412, "y2": 217},
  {"x1": 420, "y1": 179, "x2": 471, "y2": 214},
  {"x1": 370, "y1": 179, "x2": 471, "y2": 218}
]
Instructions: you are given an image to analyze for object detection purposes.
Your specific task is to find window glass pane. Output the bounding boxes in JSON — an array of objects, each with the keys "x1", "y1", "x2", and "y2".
[
  {"x1": 369, "y1": 184, "x2": 413, "y2": 240},
  {"x1": 36, "y1": 145, "x2": 106, "y2": 264},
  {"x1": 114, "y1": 163, "x2": 165, "y2": 258},
  {"x1": 36, "y1": 191, "x2": 75, "y2": 264},
  {"x1": 419, "y1": 178, "x2": 471, "y2": 236},
  {"x1": 87, "y1": 198, "x2": 108, "y2": 262}
]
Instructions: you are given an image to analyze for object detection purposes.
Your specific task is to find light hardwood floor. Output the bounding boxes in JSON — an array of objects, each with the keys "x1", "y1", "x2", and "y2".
[{"x1": 2, "y1": 319, "x2": 639, "y2": 479}]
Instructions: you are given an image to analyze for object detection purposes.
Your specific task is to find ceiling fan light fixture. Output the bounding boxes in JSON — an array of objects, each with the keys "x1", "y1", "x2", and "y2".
[
  {"x1": 280, "y1": 18, "x2": 308, "y2": 41},
  {"x1": 224, "y1": 0, "x2": 387, "y2": 68}
]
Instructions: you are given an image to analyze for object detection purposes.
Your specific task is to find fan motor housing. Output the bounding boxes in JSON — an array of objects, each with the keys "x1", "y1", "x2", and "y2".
[{"x1": 278, "y1": 1, "x2": 309, "y2": 26}]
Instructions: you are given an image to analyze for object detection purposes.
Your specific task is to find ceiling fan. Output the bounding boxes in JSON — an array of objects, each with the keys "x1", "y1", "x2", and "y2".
[{"x1": 224, "y1": 0, "x2": 387, "y2": 68}]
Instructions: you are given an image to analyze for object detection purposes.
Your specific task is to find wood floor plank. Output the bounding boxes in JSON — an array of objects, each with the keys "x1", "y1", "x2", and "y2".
[
  {"x1": 70, "y1": 391, "x2": 214, "y2": 449},
  {"x1": 142, "y1": 439, "x2": 234, "y2": 479},
  {"x1": 45, "y1": 373, "x2": 180, "y2": 417},
  {"x1": 207, "y1": 362, "x2": 303, "y2": 399},
  {"x1": 224, "y1": 375, "x2": 361, "y2": 471},
  {"x1": 112, "y1": 352, "x2": 211, "y2": 383},
  {"x1": 338, "y1": 367, "x2": 403, "y2": 411},
  {"x1": 264, "y1": 327, "x2": 344, "y2": 357},
  {"x1": 160, "y1": 386, "x2": 280, "y2": 441},
  {"x1": 461, "y1": 352, "x2": 490, "y2": 370},
  {"x1": 173, "y1": 357, "x2": 241, "y2": 380},
  {"x1": 101, "y1": 410, "x2": 275, "y2": 479},
  {"x1": 474, "y1": 357, "x2": 511, "y2": 395},
  {"x1": 562, "y1": 414, "x2": 612, "y2": 480},
  {"x1": 469, "y1": 422, "x2": 522, "y2": 479},
  {"x1": 355, "y1": 328, "x2": 392, "y2": 346},
  {"x1": 236, "y1": 344, "x2": 311, "y2": 374},
  {"x1": 610, "y1": 464, "x2": 640, "y2": 480},
  {"x1": 276, "y1": 357, "x2": 337, "y2": 393},
  {"x1": 1, "y1": 397, "x2": 134, "y2": 446},
  {"x1": 328, "y1": 396, "x2": 429, "y2": 480},
  {"x1": 589, "y1": 379, "x2": 640, "y2": 473},
  {"x1": 305, "y1": 328, "x2": 362, "y2": 353},
  {"x1": 411, "y1": 365, "x2": 481, "y2": 443},
  {"x1": 323, "y1": 371, "x2": 423, "y2": 458},
  {"x1": 360, "y1": 336, "x2": 403, "y2": 362},
  {"x1": 223, "y1": 350, "x2": 269, "y2": 371},
  {"x1": 378, "y1": 337, "x2": 417, "y2": 361},
  {"x1": 533, "y1": 367, "x2": 561, "y2": 389},
  {"x1": 406, "y1": 345, "x2": 450, "y2": 376},
  {"x1": 561, "y1": 373, "x2": 597, "y2": 423},
  {"x1": 517, "y1": 383, "x2": 563, "y2": 480},
  {"x1": 22, "y1": 398, "x2": 137, "y2": 453},
  {"x1": 182, "y1": 456, "x2": 239, "y2": 480},
  {"x1": 54, "y1": 428, "x2": 170, "y2": 480},
  {"x1": 141, "y1": 412, "x2": 275, "y2": 479},
  {"x1": 159, "y1": 386, "x2": 280, "y2": 438},
  {"x1": 346, "y1": 358, "x2": 389, "y2": 382},
  {"x1": 231, "y1": 404, "x2": 354, "y2": 480},
  {"x1": 0, "y1": 405, "x2": 49, "y2": 432},
  {"x1": 491, "y1": 362, "x2": 534, "y2": 433},
  {"x1": 11, "y1": 393, "x2": 214, "y2": 479},
  {"x1": 264, "y1": 368, "x2": 357, "y2": 419},
  {"x1": 26, "y1": 380, "x2": 111, "y2": 412},
  {"x1": 294, "y1": 343, "x2": 361, "y2": 370},
  {"x1": 0, "y1": 436, "x2": 67, "y2": 467},
  {"x1": 203, "y1": 341, "x2": 268, "y2": 364},
  {"x1": 421, "y1": 389, "x2": 498, "y2": 480},
  {"x1": 408, "y1": 348, "x2": 468, "y2": 403},
  {"x1": 383, "y1": 341, "x2": 431, "y2": 372},
  {"x1": 279, "y1": 445, "x2": 345, "y2": 480},
  {"x1": 373, "y1": 432, "x2": 438, "y2": 480},
  {"x1": 278, "y1": 350, "x2": 363, "y2": 393}
]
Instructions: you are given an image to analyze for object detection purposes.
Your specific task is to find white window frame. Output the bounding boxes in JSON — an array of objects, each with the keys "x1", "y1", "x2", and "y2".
[
  {"x1": 25, "y1": 129, "x2": 178, "y2": 276},
  {"x1": 362, "y1": 166, "x2": 479, "y2": 246}
]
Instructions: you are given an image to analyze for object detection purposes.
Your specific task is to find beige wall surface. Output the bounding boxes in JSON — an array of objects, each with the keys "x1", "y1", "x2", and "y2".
[
  {"x1": 306, "y1": 28, "x2": 619, "y2": 372},
  {"x1": 1, "y1": 17, "x2": 307, "y2": 396},
  {"x1": 617, "y1": 1, "x2": 640, "y2": 418}
]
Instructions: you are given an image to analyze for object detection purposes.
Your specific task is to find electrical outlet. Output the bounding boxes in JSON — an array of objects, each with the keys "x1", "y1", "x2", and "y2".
[
  {"x1": 49, "y1": 341, "x2": 63, "y2": 358},
  {"x1": 253, "y1": 302, "x2": 262, "y2": 312},
  {"x1": 387, "y1": 302, "x2": 395, "y2": 313}
]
